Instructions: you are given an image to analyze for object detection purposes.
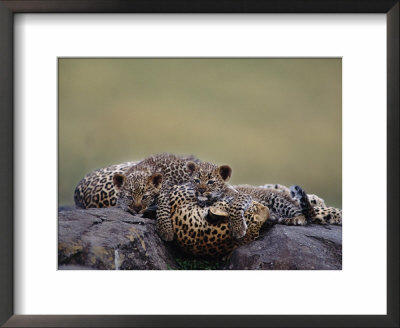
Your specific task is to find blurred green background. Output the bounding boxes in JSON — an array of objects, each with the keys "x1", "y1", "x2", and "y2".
[{"x1": 59, "y1": 58, "x2": 341, "y2": 208}]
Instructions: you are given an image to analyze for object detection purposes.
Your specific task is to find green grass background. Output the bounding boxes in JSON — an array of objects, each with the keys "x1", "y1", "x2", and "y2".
[{"x1": 59, "y1": 58, "x2": 341, "y2": 208}]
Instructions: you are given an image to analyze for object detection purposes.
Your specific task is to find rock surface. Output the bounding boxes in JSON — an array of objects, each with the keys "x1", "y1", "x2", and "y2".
[
  {"x1": 58, "y1": 207, "x2": 341, "y2": 270},
  {"x1": 58, "y1": 207, "x2": 179, "y2": 270},
  {"x1": 224, "y1": 224, "x2": 342, "y2": 270}
]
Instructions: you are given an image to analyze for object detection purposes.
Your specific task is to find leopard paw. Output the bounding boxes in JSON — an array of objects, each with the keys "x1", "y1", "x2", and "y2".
[
  {"x1": 229, "y1": 219, "x2": 248, "y2": 239},
  {"x1": 158, "y1": 228, "x2": 174, "y2": 242},
  {"x1": 280, "y1": 215, "x2": 307, "y2": 226},
  {"x1": 328, "y1": 213, "x2": 342, "y2": 225},
  {"x1": 156, "y1": 219, "x2": 175, "y2": 242},
  {"x1": 330, "y1": 218, "x2": 342, "y2": 225}
]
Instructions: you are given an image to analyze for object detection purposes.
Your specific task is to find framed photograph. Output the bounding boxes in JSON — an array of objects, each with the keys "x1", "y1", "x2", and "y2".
[
  {"x1": 58, "y1": 57, "x2": 343, "y2": 271},
  {"x1": 0, "y1": 1, "x2": 398, "y2": 327}
]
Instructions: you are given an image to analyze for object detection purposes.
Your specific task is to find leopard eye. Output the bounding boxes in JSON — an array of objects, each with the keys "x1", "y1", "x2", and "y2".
[
  {"x1": 194, "y1": 179, "x2": 200, "y2": 183},
  {"x1": 127, "y1": 196, "x2": 133, "y2": 201},
  {"x1": 142, "y1": 195, "x2": 148, "y2": 200},
  {"x1": 207, "y1": 180, "x2": 215, "y2": 185}
]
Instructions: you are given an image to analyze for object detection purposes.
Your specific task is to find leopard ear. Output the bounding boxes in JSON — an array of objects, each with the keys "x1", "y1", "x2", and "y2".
[
  {"x1": 218, "y1": 165, "x2": 232, "y2": 182},
  {"x1": 112, "y1": 173, "x2": 126, "y2": 189},
  {"x1": 149, "y1": 173, "x2": 163, "y2": 189},
  {"x1": 186, "y1": 161, "x2": 197, "y2": 176}
]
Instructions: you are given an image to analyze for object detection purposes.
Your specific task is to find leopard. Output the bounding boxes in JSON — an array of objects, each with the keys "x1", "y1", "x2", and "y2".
[
  {"x1": 167, "y1": 183, "x2": 269, "y2": 257},
  {"x1": 73, "y1": 153, "x2": 200, "y2": 212},
  {"x1": 234, "y1": 184, "x2": 342, "y2": 225},
  {"x1": 74, "y1": 161, "x2": 138, "y2": 209},
  {"x1": 234, "y1": 184, "x2": 311, "y2": 225},
  {"x1": 289, "y1": 185, "x2": 341, "y2": 224},
  {"x1": 111, "y1": 153, "x2": 201, "y2": 215},
  {"x1": 262, "y1": 183, "x2": 327, "y2": 207},
  {"x1": 112, "y1": 168, "x2": 163, "y2": 215},
  {"x1": 156, "y1": 161, "x2": 253, "y2": 242}
]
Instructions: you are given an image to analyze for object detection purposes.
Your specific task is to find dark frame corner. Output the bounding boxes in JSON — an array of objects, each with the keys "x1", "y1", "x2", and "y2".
[{"x1": 0, "y1": 1, "x2": 398, "y2": 327}]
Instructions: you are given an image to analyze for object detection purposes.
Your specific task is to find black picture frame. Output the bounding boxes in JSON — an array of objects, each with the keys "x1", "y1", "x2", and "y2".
[{"x1": 0, "y1": 1, "x2": 398, "y2": 327}]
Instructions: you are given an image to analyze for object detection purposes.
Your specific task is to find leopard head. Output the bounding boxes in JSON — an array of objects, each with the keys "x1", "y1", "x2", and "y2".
[
  {"x1": 187, "y1": 161, "x2": 232, "y2": 206},
  {"x1": 112, "y1": 170, "x2": 163, "y2": 215}
]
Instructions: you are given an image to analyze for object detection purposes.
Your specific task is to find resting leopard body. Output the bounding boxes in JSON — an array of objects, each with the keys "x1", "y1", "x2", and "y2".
[
  {"x1": 74, "y1": 153, "x2": 199, "y2": 212},
  {"x1": 156, "y1": 161, "x2": 254, "y2": 241},
  {"x1": 74, "y1": 161, "x2": 138, "y2": 209},
  {"x1": 168, "y1": 183, "x2": 269, "y2": 257},
  {"x1": 262, "y1": 183, "x2": 327, "y2": 208},
  {"x1": 235, "y1": 184, "x2": 341, "y2": 225}
]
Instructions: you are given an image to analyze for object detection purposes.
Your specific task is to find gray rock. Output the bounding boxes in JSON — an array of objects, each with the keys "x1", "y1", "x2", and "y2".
[
  {"x1": 58, "y1": 205, "x2": 76, "y2": 212},
  {"x1": 224, "y1": 224, "x2": 342, "y2": 270},
  {"x1": 58, "y1": 208, "x2": 342, "y2": 270},
  {"x1": 58, "y1": 207, "x2": 179, "y2": 270}
]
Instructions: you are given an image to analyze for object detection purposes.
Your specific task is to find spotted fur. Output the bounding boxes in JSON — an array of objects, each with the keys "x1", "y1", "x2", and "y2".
[
  {"x1": 112, "y1": 153, "x2": 200, "y2": 219},
  {"x1": 235, "y1": 184, "x2": 341, "y2": 225},
  {"x1": 305, "y1": 194, "x2": 327, "y2": 208},
  {"x1": 74, "y1": 161, "x2": 138, "y2": 209},
  {"x1": 312, "y1": 206, "x2": 342, "y2": 224},
  {"x1": 169, "y1": 184, "x2": 269, "y2": 257},
  {"x1": 73, "y1": 153, "x2": 200, "y2": 213},
  {"x1": 262, "y1": 183, "x2": 327, "y2": 208},
  {"x1": 261, "y1": 183, "x2": 291, "y2": 196},
  {"x1": 234, "y1": 184, "x2": 309, "y2": 225},
  {"x1": 156, "y1": 161, "x2": 252, "y2": 241}
]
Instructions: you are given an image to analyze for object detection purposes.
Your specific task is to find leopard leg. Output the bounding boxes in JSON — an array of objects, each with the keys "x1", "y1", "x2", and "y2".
[
  {"x1": 289, "y1": 185, "x2": 315, "y2": 223},
  {"x1": 266, "y1": 193, "x2": 307, "y2": 226},
  {"x1": 278, "y1": 215, "x2": 308, "y2": 226},
  {"x1": 155, "y1": 188, "x2": 175, "y2": 242},
  {"x1": 227, "y1": 194, "x2": 252, "y2": 239}
]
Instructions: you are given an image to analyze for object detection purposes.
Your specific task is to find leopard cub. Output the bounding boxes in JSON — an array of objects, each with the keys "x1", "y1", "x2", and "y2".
[
  {"x1": 112, "y1": 168, "x2": 163, "y2": 215},
  {"x1": 234, "y1": 184, "x2": 342, "y2": 226},
  {"x1": 156, "y1": 161, "x2": 252, "y2": 241},
  {"x1": 110, "y1": 153, "x2": 200, "y2": 216}
]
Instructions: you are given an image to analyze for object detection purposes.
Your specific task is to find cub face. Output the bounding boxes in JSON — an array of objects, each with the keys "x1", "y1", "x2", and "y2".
[
  {"x1": 187, "y1": 161, "x2": 232, "y2": 206},
  {"x1": 112, "y1": 170, "x2": 163, "y2": 214}
]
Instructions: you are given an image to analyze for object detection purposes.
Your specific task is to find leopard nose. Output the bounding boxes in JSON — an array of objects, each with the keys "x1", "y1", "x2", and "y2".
[
  {"x1": 198, "y1": 187, "x2": 206, "y2": 194},
  {"x1": 133, "y1": 204, "x2": 142, "y2": 213}
]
